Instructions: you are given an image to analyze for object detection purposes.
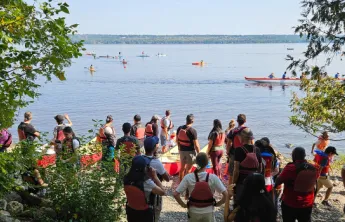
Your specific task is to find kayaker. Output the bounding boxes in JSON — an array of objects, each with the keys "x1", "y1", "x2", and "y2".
[
  {"x1": 335, "y1": 72, "x2": 340, "y2": 79},
  {"x1": 160, "y1": 110, "x2": 174, "y2": 153},
  {"x1": 206, "y1": 119, "x2": 225, "y2": 178},
  {"x1": 176, "y1": 114, "x2": 200, "y2": 182},
  {"x1": 122, "y1": 59, "x2": 126, "y2": 64},
  {"x1": 142, "y1": 51, "x2": 145, "y2": 55},
  {"x1": 268, "y1": 73, "x2": 275, "y2": 79},
  {"x1": 311, "y1": 131, "x2": 329, "y2": 154},
  {"x1": 314, "y1": 146, "x2": 338, "y2": 207},
  {"x1": 89, "y1": 65, "x2": 94, "y2": 71},
  {"x1": 145, "y1": 115, "x2": 160, "y2": 138},
  {"x1": 124, "y1": 155, "x2": 166, "y2": 222},
  {"x1": 18, "y1": 111, "x2": 40, "y2": 141},
  {"x1": 174, "y1": 152, "x2": 227, "y2": 221},
  {"x1": 143, "y1": 136, "x2": 171, "y2": 222},
  {"x1": 131, "y1": 114, "x2": 146, "y2": 148},
  {"x1": 200, "y1": 60, "x2": 204, "y2": 66},
  {"x1": 282, "y1": 71, "x2": 287, "y2": 79},
  {"x1": 275, "y1": 147, "x2": 317, "y2": 222},
  {"x1": 52, "y1": 114, "x2": 73, "y2": 143}
]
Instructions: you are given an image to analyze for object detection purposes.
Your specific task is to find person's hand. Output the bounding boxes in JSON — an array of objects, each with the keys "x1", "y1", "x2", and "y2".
[
  {"x1": 64, "y1": 114, "x2": 69, "y2": 119},
  {"x1": 228, "y1": 184, "x2": 236, "y2": 196},
  {"x1": 181, "y1": 202, "x2": 188, "y2": 208}
]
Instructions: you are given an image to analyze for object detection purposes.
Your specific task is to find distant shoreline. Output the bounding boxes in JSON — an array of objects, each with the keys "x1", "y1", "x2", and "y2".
[{"x1": 71, "y1": 34, "x2": 307, "y2": 45}]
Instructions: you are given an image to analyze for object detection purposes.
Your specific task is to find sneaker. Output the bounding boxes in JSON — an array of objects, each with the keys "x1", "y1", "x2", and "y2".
[{"x1": 321, "y1": 200, "x2": 332, "y2": 207}]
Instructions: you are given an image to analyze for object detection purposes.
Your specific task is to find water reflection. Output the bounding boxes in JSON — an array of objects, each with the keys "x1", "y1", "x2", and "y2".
[{"x1": 245, "y1": 83, "x2": 292, "y2": 91}]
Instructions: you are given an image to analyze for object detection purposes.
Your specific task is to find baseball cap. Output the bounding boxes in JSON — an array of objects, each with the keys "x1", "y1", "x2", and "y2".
[
  {"x1": 144, "y1": 136, "x2": 159, "y2": 152},
  {"x1": 131, "y1": 155, "x2": 151, "y2": 172},
  {"x1": 325, "y1": 146, "x2": 338, "y2": 155},
  {"x1": 54, "y1": 115, "x2": 64, "y2": 122}
]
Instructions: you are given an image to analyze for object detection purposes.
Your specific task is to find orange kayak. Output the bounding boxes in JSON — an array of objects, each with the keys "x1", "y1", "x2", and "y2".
[{"x1": 192, "y1": 62, "x2": 204, "y2": 66}]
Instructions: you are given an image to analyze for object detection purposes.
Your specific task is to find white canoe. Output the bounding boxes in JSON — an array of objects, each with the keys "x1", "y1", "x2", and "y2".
[{"x1": 245, "y1": 77, "x2": 301, "y2": 84}]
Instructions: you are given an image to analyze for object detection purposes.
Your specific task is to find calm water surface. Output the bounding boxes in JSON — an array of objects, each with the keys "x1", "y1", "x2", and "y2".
[{"x1": 10, "y1": 44, "x2": 345, "y2": 155}]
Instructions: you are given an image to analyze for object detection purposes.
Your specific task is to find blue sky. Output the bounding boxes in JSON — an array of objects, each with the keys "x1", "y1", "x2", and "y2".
[{"x1": 65, "y1": 0, "x2": 302, "y2": 35}]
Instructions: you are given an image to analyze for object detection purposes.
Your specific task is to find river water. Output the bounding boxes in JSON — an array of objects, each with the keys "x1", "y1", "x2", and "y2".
[{"x1": 10, "y1": 44, "x2": 345, "y2": 155}]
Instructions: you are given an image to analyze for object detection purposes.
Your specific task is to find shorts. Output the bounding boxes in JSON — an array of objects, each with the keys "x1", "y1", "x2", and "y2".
[
  {"x1": 228, "y1": 154, "x2": 235, "y2": 176},
  {"x1": 160, "y1": 134, "x2": 168, "y2": 146},
  {"x1": 317, "y1": 176, "x2": 333, "y2": 189},
  {"x1": 188, "y1": 211, "x2": 215, "y2": 222},
  {"x1": 180, "y1": 150, "x2": 196, "y2": 165}
]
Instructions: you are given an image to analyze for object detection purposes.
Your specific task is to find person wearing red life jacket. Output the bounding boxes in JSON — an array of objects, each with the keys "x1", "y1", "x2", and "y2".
[
  {"x1": 52, "y1": 114, "x2": 73, "y2": 143},
  {"x1": 225, "y1": 173, "x2": 277, "y2": 222},
  {"x1": 275, "y1": 147, "x2": 318, "y2": 222},
  {"x1": 311, "y1": 131, "x2": 329, "y2": 154},
  {"x1": 143, "y1": 136, "x2": 171, "y2": 222},
  {"x1": 174, "y1": 152, "x2": 227, "y2": 222},
  {"x1": 232, "y1": 128, "x2": 262, "y2": 205},
  {"x1": 206, "y1": 119, "x2": 225, "y2": 178},
  {"x1": 130, "y1": 114, "x2": 146, "y2": 148},
  {"x1": 226, "y1": 114, "x2": 252, "y2": 184},
  {"x1": 97, "y1": 115, "x2": 116, "y2": 161},
  {"x1": 314, "y1": 146, "x2": 338, "y2": 207},
  {"x1": 18, "y1": 111, "x2": 40, "y2": 141},
  {"x1": 160, "y1": 110, "x2": 174, "y2": 153},
  {"x1": 116, "y1": 123, "x2": 140, "y2": 169},
  {"x1": 124, "y1": 155, "x2": 165, "y2": 222},
  {"x1": 145, "y1": 115, "x2": 160, "y2": 138},
  {"x1": 0, "y1": 129, "x2": 12, "y2": 152},
  {"x1": 176, "y1": 114, "x2": 201, "y2": 182}
]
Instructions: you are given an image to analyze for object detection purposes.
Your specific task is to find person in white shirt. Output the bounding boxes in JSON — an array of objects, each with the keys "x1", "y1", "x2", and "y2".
[
  {"x1": 143, "y1": 136, "x2": 170, "y2": 222},
  {"x1": 160, "y1": 110, "x2": 174, "y2": 153},
  {"x1": 174, "y1": 152, "x2": 228, "y2": 222}
]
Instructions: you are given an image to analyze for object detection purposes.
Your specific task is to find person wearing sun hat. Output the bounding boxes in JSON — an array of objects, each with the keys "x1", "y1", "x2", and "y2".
[{"x1": 143, "y1": 136, "x2": 170, "y2": 222}]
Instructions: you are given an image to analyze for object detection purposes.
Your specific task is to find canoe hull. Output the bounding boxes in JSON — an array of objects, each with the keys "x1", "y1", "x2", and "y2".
[{"x1": 245, "y1": 77, "x2": 300, "y2": 84}]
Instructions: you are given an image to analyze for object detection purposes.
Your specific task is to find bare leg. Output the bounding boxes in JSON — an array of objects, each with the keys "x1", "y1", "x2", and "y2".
[{"x1": 324, "y1": 187, "x2": 333, "y2": 201}]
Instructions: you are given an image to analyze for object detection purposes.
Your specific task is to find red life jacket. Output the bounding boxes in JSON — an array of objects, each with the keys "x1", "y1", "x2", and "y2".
[
  {"x1": 290, "y1": 162, "x2": 318, "y2": 193},
  {"x1": 97, "y1": 125, "x2": 115, "y2": 143},
  {"x1": 122, "y1": 141, "x2": 136, "y2": 156},
  {"x1": 213, "y1": 132, "x2": 225, "y2": 146},
  {"x1": 124, "y1": 185, "x2": 151, "y2": 210},
  {"x1": 314, "y1": 153, "x2": 330, "y2": 175},
  {"x1": 262, "y1": 153, "x2": 274, "y2": 192},
  {"x1": 145, "y1": 124, "x2": 154, "y2": 137},
  {"x1": 56, "y1": 125, "x2": 66, "y2": 141},
  {"x1": 135, "y1": 127, "x2": 145, "y2": 140},
  {"x1": 18, "y1": 128, "x2": 26, "y2": 141},
  {"x1": 231, "y1": 126, "x2": 247, "y2": 149},
  {"x1": 239, "y1": 146, "x2": 259, "y2": 174},
  {"x1": 161, "y1": 117, "x2": 174, "y2": 130},
  {"x1": 188, "y1": 172, "x2": 215, "y2": 208},
  {"x1": 177, "y1": 127, "x2": 192, "y2": 147}
]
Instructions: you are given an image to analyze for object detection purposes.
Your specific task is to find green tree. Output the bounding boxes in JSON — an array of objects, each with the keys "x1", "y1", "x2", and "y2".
[
  {"x1": 0, "y1": 0, "x2": 84, "y2": 129},
  {"x1": 288, "y1": 0, "x2": 345, "y2": 139}
]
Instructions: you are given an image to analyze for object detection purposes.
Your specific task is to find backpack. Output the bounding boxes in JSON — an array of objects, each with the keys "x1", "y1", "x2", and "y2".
[
  {"x1": 56, "y1": 125, "x2": 66, "y2": 141},
  {"x1": 188, "y1": 172, "x2": 215, "y2": 208},
  {"x1": 177, "y1": 126, "x2": 192, "y2": 147},
  {"x1": 124, "y1": 156, "x2": 154, "y2": 210},
  {"x1": 229, "y1": 126, "x2": 247, "y2": 155},
  {"x1": 239, "y1": 146, "x2": 259, "y2": 174},
  {"x1": 0, "y1": 129, "x2": 12, "y2": 150},
  {"x1": 292, "y1": 162, "x2": 318, "y2": 193},
  {"x1": 135, "y1": 125, "x2": 145, "y2": 140}
]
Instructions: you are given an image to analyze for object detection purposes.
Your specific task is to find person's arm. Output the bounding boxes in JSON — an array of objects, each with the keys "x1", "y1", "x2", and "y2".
[
  {"x1": 216, "y1": 190, "x2": 228, "y2": 207},
  {"x1": 173, "y1": 191, "x2": 188, "y2": 208},
  {"x1": 311, "y1": 143, "x2": 316, "y2": 154},
  {"x1": 194, "y1": 140, "x2": 200, "y2": 153},
  {"x1": 341, "y1": 166, "x2": 345, "y2": 188},
  {"x1": 34, "y1": 131, "x2": 40, "y2": 137},
  {"x1": 232, "y1": 161, "x2": 240, "y2": 184},
  {"x1": 224, "y1": 184, "x2": 236, "y2": 222},
  {"x1": 173, "y1": 176, "x2": 188, "y2": 208},
  {"x1": 64, "y1": 114, "x2": 72, "y2": 126},
  {"x1": 148, "y1": 167, "x2": 165, "y2": 196},
  {"x1": 226, "y1": 139, "x2": 232, "y2": 155},
  {"x1": 130, "y1": 126, "x2": 135, "y2": 137},
  {"x1": 274, "y1": 165, "x2": 291, "y2": 188},
  {"x1": 206, "y1": 139, "x2": 213, "y2": 156}
]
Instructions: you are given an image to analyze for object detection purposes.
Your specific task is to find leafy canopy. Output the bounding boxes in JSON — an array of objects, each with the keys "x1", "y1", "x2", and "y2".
[
  {"x1": 288, "y1": 0, "x2": 345, "y2": 139},
  {"x1": 0, "y1": 0, "x2": 83, "y2": 129}
]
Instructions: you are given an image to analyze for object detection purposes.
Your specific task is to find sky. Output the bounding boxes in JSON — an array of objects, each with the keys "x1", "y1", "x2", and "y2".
[{"x1": 63, "y1": 0, "x2": 302, "y2": 35}]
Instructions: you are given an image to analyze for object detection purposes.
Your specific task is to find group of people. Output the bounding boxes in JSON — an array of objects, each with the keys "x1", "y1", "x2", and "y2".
[
  {"x1": 0, "y1": 111, "x2": 344, "y2": 222},
  {"x1": 268, "y1": 71, "x2": 342, "y2": 79}
]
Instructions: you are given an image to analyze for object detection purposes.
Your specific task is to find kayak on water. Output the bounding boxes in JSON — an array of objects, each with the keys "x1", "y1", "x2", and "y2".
[
  {"x1": 89, "y1": 68, "x2": 95, "y2": 72},
  {"x1": 137, "y1": 55, "x2": 150, "y2": 57},
  {"x1": 192, "y1": 62, "x2": 205, "y2": 66},
  {"x1": 245, "y1": 77, "x2": 345, "y2": 84}
]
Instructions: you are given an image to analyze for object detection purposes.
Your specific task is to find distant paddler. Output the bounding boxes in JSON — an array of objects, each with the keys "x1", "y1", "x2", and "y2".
[
  {"x1": 268, "y1": 73, "x2": 275, "y2": 79},
  {"x1": 282, "y1": 71, "x2": 287, "y2": 79},
  {"x1": 200, "y1": 60, "x2": 204, "y2": 66},
  {"x1": 89, "y1": 65, "x2": 95, "y2": 72},
  {"x1": 335, "y1": 72, "x2": 340, "y2": 79},
  {"x1": 122, "y1": 59, "x2": 127, "y2": 65}
]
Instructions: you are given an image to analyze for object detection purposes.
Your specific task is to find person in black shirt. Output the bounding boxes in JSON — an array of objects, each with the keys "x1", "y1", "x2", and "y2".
[
  {"x1": 176, "y1": 114, "x2": 200, "y2": 182},
  {"x1": 18, "y1": 111, "x2": 40, "y2": 141}
]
